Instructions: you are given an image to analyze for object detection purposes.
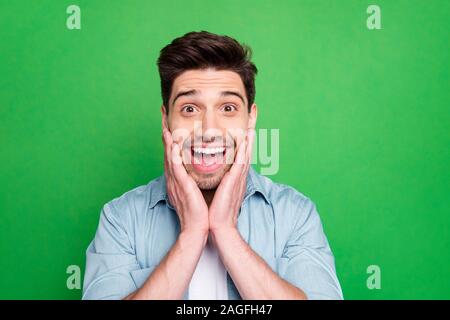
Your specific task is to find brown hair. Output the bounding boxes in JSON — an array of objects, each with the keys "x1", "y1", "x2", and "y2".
[{"x1": 157, "y1": 31, "x2": 258, "y2": 113}]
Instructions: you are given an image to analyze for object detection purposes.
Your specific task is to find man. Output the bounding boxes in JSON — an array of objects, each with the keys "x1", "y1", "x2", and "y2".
[{"x1": 82, "y1": 31, "x2": 343, "y2": 300}]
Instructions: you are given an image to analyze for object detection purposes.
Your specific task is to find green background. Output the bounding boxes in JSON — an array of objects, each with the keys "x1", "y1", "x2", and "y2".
[{"x1": 1, "y1": 0, "x2": 449, "y2": 299}]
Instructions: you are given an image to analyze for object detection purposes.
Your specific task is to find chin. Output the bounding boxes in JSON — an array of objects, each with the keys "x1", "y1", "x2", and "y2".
[{"x1": 186, "y1": 164, "x2": 231, "y2": 190}]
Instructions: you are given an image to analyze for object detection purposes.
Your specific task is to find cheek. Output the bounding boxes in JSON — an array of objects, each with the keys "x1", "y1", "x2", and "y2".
[
  {"x1": 224, "y1": 120, "x2": 248, "y2": 145},
  {"x1": 170, "y1": 125, "x2": 192, "y2": 145},
  {"x1": 223, "y1": 112, "x2": 249, "y2": 129},
  {"x1": 170, "y1": 115, "x2": 199, "y2": 133}
]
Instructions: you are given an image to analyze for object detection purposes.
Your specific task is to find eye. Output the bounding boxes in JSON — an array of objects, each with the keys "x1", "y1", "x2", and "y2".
[
  {"x1": 181, "y1": 105, "x2": 197, "y2": 113},
  {"x1": 222, "y1": 104, "x2": 237, "y2": 112}
]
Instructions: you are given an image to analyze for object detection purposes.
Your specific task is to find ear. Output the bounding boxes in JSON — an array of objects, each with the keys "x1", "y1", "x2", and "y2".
[
  {"x1": 248, "y1": 103, "x2": 258, "y2": 129},
  {"x1": 161, "y1": 105, "x2": 169, "y2": 131}
]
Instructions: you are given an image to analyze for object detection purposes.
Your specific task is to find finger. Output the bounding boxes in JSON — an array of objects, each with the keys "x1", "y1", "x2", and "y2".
[
  {"x1": 163, "y1": 129, "x2": 173, "y2": 175},
  {"x1": 162, "y1": 117, "x2": 169, "y2": 131},
  {"x1": 230, "y1": 140, "x2": 247, "y2": 177},
  {"x1": 162, "y1": 131, "x2": 169, "y2": 172},
  {"x1": 171, "y1": 142, "x2": 183, "y2": 165},
  {"x1": 162, "y1": 133, "x2": 168, "y2": 172},
  {"x1": 171, "y1": 142, "x2": 189, "y2": 182},
  {"x1": 236, "y1": 139, "x2": 247, "y2": 166},
  {"x1": 161, "y1": 118, "x2": 171, "y2": 151},
  {"x1": 246, "y1": 128, "x2": 255, "y2": 168},
  {"x1": 243, "y1": 129, "x2": 255, "y2": 174}
]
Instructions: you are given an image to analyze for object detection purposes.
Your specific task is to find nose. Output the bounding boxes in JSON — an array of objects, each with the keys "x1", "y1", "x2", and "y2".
[{"x1": 201, "y1": 109, "x2": 222, "y2": 142}]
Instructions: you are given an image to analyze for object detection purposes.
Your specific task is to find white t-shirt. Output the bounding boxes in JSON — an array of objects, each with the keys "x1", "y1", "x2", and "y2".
[{"x1": 188, "y1": 234, "x2": 228, "y2": 299}]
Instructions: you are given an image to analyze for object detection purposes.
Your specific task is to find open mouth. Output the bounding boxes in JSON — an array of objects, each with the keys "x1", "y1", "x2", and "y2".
[{"x1": 189, "y1": 146, "x2": 228, "y2": 173}]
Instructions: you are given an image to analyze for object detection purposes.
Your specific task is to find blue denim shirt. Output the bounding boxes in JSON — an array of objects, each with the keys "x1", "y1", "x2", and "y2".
[{"x1": 82, "y1": 167, "x2": 343, "y2": 300}]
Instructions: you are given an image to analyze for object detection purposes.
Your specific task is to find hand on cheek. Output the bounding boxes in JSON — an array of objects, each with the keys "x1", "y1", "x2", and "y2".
[
  {"x1": 162, "y1": 125, "x2": 209, "y2": 236},
  {"x1": 209, "y1": 128, "x2": 255, "y2": 233}
]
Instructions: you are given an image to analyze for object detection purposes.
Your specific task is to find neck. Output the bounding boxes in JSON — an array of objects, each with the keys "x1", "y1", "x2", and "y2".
[{"x1": 201, "y1": 189, "x2": 216, "y2": 207}]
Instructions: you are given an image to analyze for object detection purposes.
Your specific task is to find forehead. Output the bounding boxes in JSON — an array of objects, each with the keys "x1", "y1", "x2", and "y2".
[{"x1": 171, "y1": 69, "x2": 245, "y2": 96}]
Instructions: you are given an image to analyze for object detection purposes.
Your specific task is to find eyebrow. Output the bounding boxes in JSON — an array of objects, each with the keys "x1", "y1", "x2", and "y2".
[
  {"x1": 171, "y1": 89, "x2": 246, "y2": 106},
  {"x1": 221, "y1": 90, "x2": 246, "y2": 105},
  {"x1": 172, "y1": 89, "x2": 198, "y2": 106}
]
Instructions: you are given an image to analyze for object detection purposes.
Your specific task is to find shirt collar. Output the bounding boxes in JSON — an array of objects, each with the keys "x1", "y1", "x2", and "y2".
[
  {"x1": 148, "y1": 166, "x2": 271, "y2": 209},
  {"x1": 245, "y1": 166, "x2": 271, "y2": 204}
]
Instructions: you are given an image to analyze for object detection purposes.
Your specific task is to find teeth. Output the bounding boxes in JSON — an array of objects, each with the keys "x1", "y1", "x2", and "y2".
[{"x1": 193, "y1": 147, "x2": 225, "y2": 155}]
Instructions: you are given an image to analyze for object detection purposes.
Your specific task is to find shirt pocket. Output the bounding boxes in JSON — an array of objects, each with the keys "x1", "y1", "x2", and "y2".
[{"x1": 130, "y1": 265, "x2": 157, "y2": 289}]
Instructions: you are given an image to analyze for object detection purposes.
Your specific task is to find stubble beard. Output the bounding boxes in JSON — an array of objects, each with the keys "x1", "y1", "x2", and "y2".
[{"x1": 185, "y1": 163, "x2": 232, "y2": 190}]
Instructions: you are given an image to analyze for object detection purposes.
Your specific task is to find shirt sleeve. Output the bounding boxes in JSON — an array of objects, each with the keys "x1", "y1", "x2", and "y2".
[
  {"x1": 82, "y1": 202, "x2": 141, "y2": 300},
  {"x1": 278, "y1": 195, "x2": 343, "y2": 300}
]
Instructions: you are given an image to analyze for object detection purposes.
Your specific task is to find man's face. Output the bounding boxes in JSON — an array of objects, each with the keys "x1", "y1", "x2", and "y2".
[{"x1": 162, "y1": 68, "x2": 257, "y2": 190}]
